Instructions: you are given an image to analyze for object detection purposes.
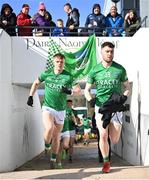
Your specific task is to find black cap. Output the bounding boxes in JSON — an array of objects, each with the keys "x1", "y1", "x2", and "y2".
[{"x1": 22, "y1": 4, "x2": 30, "y2": 8}]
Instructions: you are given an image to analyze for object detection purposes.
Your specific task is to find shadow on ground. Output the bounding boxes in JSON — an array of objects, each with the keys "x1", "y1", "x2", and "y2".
[{"x1": 15, "y1": 140, "x2": 130, "y2": 174}]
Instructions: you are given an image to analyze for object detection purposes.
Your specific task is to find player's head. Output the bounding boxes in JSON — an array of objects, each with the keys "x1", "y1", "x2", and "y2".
[
  {"x1": 101, "y1": 42, "x2": 115, "y2": 63},
  {"x1": 67, "y1": 99, "x2": 73, "y2": 107},
  {"x1": 53, "y1": 53, "x2": 65, "y2": 72}
]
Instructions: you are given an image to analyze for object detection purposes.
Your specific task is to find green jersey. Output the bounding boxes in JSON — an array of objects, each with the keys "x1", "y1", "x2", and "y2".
[
  {"x1": 87, "y1": 61, "x2": 128, "y2": 106},
  {"x1": 83, "y1": 118, "x2": 92, "y2": 129},
  {"x1": 39, "y1": 69, "x2": 73, "y2": 111},
  {"x1": 62, "y1": 107, "x2": 75, "y2": 132}
]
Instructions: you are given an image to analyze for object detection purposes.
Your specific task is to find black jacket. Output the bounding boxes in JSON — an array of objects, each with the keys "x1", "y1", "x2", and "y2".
[
  {"x1": 99, "y1": 92, "x2": 128, "y2": 129},
  {"x1": 66, "y1": 8, "x2": 80, "y2": 36},
  {"x1": 0, "y1": 3, "x2": 17, "y2": 36}
]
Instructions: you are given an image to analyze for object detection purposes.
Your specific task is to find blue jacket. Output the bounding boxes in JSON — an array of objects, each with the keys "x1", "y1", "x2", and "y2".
[
  {"x1": 52, "y1": 27, "x2": 68, "y2": 36},
  {"x1": 105, "y1": 13, "x2": 124, "y2": 36}
]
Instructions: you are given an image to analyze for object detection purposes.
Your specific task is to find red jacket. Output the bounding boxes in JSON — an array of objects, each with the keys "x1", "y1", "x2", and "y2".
[{"x1": 17, "y1": 12, "x2": 32, "y2": 36}]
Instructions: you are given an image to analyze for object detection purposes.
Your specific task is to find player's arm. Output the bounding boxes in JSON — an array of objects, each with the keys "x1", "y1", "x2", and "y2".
[
  {"x1": 89, "y1": 120, "x2": 92, "y2": 127},
  {"x1": 29, "y1": 78, "x2": 41, "y2": 96},
  {"x1": 84, "y1": 83, "x2": 93, "y2": 101},
  {"x1": 123, "y1": 80, "x2": 131, "y2": 97},
  {"x1": 72, "y1": 113, "x2": 78, "y2": 125},
  {"x1": 78, "y1": 118, "x2": 83, "y2": 126},
  {"x1": 27, "y1": 78, "x2": 41, "y2": 107}
]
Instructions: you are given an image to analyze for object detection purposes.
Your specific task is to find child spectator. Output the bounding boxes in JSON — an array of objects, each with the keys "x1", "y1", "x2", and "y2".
[
  {"x1": 52, "y1": 19, "x2": 68, "y2": 36},
  {"x1": 17, "y1": 4, "x2": 32, "y2": 36},
  {"x1": 0, "y1": 3, "x2": 16, "y2": 36},
  {"x1": 124, "y1": 9, "x2": 140, "y2": 36}
]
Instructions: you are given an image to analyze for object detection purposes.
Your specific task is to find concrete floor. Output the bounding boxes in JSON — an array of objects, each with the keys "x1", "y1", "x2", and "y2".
[{"x1": 0, "y1": 140, "x2": 149, "y2": 179}]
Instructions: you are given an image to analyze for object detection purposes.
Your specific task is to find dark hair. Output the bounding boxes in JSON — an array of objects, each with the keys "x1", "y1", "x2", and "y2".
[
  {"x1": 64, "y1": 3, "x2": 72, "y2": 9},
  {"x1": 57, "y1": 19, "x2": 63, "y2": 22},
  {"x1": 128, "y1": 9, "x2": 138, "y2": 21},
  {"x1": 67, "y1": 99, "x2": 72, "y2": 102},
  {"x1": 101, "y1": 42, "x2": 115, "y2": 49},
  {"x1": 53, "y1": 53, "x2": 65, "y2": 59},
  {"x1": 93, "y1": 4, "x2": 101, "y2": 10},
  {"x1": 45, "y1": 11, "x2": 52, "y2": 21}
]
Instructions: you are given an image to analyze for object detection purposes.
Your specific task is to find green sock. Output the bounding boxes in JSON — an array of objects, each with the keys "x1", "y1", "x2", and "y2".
[
  {"x1": 61, "y1": 150, "x2": 66, "y2": 160},
  {"x1": 51, "y1": 153, "x2": 57, "y2": 161},
  {"x1": 103, "y1": 156, "x2": 109, "y2": 162},
  {"x1": 45, "y1": 143, "x2": 51, "y2": 148}
]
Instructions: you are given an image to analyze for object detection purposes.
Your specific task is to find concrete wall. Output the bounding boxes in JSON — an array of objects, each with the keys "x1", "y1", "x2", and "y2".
[
  {"x1": 140, "y1": 0, "x2": 149, "y2": 27},
  {"x1": 0, "y1": 30, "x2": 44, "y2": 172},
  {"x1": 112, "y1": 28, "x2": 149, "y2": 165},
  {"x1": 12, "y1": 37, "x2": 46, "y2": 84}
]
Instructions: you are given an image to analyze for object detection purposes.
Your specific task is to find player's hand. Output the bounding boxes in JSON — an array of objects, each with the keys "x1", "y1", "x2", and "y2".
[
  {"x1": 2, "y1": 20, "x2": 7, "y2": 25},
  {"x1": 61, "y1": 86, "x2": 72, "y2": 95},
  {"x1": 120, "y1": 95, "x2": 127, "y2": 104},
  {"x1": 27, "y1": 96, "x2": 33, "y2": 107}
]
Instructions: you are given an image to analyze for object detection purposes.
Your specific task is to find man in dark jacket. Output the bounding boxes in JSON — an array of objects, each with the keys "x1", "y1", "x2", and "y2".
[
  {"x1": 64, "y1": 3, "x2": 80, "y2": 36},
  {"x1": 0, "y1": 3, "x2": 16, "y2": 36},
  {"x1": 85, "y1": 4, "x2": 106, "y2": 36}
]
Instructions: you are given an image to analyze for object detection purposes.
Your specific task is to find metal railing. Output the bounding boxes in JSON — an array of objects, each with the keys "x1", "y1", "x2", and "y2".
[
  {"x1": 0, "y1": 26, "x2": 127, "y2": 36},
  {"x1": 140, "y1": 15, "x2": 148, "y2": 27},
  {"x1": 0, "y1": 15, "x2": 148, "y2": 37}
]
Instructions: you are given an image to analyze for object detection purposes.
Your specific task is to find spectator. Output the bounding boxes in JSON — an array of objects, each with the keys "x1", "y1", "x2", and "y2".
[
  {"x1": 52, "y1": 19, "x2": 68, "y2": 36},
  {"x1": 44, "y1": 11, "x2": 56, "y2": 35},
  {"x1": 105, "y1": 6, "x2": 124, "y2": 37},
  {"x1": 64, "y1": 3, "x2": 80, "y2": 36},
  {"x1": 85, "y1": 3, "x2": 106, "y2": 36},
  {"x1": 124, "y1": 9, "x2": 140, "y2": 37},
  {"x1": 32, "y1": 2, "x2": 51, "y2": 36},
  {"x1": 0, "y1": 3, "x2": 16, "y2": 36},
  {"x1": 17, "y1": 4, "x2": 32, "y2": 36}
]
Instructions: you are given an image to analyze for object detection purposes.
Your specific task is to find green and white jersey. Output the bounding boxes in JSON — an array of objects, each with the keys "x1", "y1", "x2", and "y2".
[
  {"x1": 62, "y1": 107, "x2": 75, "y2": 132},
  {"x1": 39, "y1": 69, "x2": 73, "y2": 111},
  {"x1": 87, "y1": 61, "x2": 128, "y2": 106}
]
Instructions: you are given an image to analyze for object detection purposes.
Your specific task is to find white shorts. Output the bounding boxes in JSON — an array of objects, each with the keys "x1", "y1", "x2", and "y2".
[
  {"x1": 61, "y1": 131, "x2": 70, "y2": 138},
  {"x1": 42, "y1": 106, "x2": 66, "y2": 125},
  {"x1": 61, "y1": 130, "x2": 76, "y2": 139},
  {"x1": 84, "y1": 128, "x2": 91, "y2": 134},
  {"x1": 70, "y1": 130, "x2": 76, "y2": 138},
  {"x1": 95, "y1": 105, "x2": 123, "y2": 125}
]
